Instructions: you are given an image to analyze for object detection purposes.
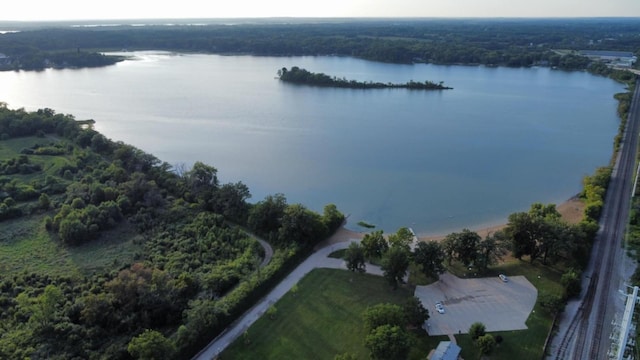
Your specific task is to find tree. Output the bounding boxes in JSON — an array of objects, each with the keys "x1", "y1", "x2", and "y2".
[
  {"x1": 322, "y1": 203, "x2": 345, "y2": 233},
  {"x1": 539, "y1": 221, "x2": 582, "y2": 265},
  {"x1": 539, "y1": 293, "x2": 565, "y2": 314},
  {"x1": 127, "y1": 329, "x2": 176, "y2": 360},
  {"x1": 278, "y1": 203, "x2": 327, "y2": 247},
  {"x1": 388, "y1": 227, "x2": 414, "y2": 251},
  {"x1": 16, "y1": 284, "x2": 63, "y2": 331},
  {"x1": 58, "y1": 218, "x2": 89, "y2": 246},
  {"x1": 361, "y1": 230, "x2": 388, "y2": 260},
  {"x1": 477, "y1": 334, "x2": 496, "y2": 356},
  {"x1": 187, "y1": 161, "x2": 218, "y2": 190},
  {"x1": 209, "y1": 181, "x2": 251, "y2": 223},
  {"x1": 247, "y1": 193, "x2": 287, "y2": 238},
  {"x1": 345, "y1": 242, "x2": 366, "y2": 272},
  {"x1": 561, "y1": 268, "x2": 582, "y2": 298},
  {"x1": 475, "y1": 231, "x2": 507, "y2": 272},
  {"x1": 382, "y1": 246, "x2": 410, "y2": 290},
  {"x1": 362, "y1": 303, "x2": 405, "y2": 333},
  {"x1": 455, "y1": 229, "x2": 481, "y2": 267},
  {"x1": 402, "y1": 296, "x2": 429, "y2": 328},
  {"x1": 413, "y1": 241, "x2": 446, "y2": 280},
  {"x1": 441, "y1": 234, "x2": 457, "y2": 265},
  {"x1": 506, "y1": 211, "x2": 541, "y2": 261},
  {"x1": 505, "y1": 203, "x2": 565, "y2": 264},
  {"x1": 469, "y1": 322, "x2": 486, "y2": 341},
  {"x1": 365, "y1": 325, "x2": 412, "y2": 360}
]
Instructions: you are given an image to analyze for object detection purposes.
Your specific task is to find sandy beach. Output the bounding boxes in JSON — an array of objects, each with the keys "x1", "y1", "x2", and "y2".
[{"x1": 319, "y1": 196, "x2": 585, "y2": 247}]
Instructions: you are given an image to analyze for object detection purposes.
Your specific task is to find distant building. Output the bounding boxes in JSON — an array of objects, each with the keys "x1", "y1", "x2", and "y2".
[
  {"x1": 428, "y1": 341, "x2": 462, "y2": 360},
  {"x1": 579, "y1": 50, "x2": 637, "y2": 68}
]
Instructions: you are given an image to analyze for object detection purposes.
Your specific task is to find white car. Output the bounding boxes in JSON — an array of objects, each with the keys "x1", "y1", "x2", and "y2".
[
  {"x1": 435, "y1": 302, "x2": 445, "y2": 314},
  {"x1": 499, "y1": 274, "x2": 508, "y2": 282}
]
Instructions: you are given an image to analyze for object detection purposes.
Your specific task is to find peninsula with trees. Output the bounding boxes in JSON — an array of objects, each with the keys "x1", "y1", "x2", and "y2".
[{"x1": 278, "y1": 66, "x2": 452, "y2": 90}]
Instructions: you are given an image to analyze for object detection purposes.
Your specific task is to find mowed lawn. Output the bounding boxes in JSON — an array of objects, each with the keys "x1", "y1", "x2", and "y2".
[{"x1": 222, "y1": 268, "x2": 447, "y2": 360}]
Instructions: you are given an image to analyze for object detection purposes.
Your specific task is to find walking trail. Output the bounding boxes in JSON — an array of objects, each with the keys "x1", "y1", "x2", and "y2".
[{"x1": 192, "y1": 233, "x2": 375, "y2": 360}]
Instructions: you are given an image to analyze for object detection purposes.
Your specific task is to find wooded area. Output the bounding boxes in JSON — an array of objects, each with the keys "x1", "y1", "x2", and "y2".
[
  {"x1": 278, "y1": 66, "x2": 452, "y2": 89},
  {"x1": 0, "y1": 104, "x2": 344, "y2": 359},
  {"x1": 0, "y1": 18, "x2": 638, "y2": 71}
]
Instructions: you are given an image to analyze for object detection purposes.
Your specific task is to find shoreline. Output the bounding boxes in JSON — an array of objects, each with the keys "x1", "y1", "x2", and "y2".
[{"x1": 320, "y1": 196, "x2": 585, "y2": 247}]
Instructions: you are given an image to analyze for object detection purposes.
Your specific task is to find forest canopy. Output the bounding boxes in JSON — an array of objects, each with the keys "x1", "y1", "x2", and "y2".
[{"x1": 0, "y1": 103, "x2": 344, "y2": 359}]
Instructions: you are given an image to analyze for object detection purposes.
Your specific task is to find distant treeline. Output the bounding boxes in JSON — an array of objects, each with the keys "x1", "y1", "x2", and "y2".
[
  {"x1": 0, "y1": 18, "x2": 639, "y2": 71},
  {"x1": 278, "y1": 66, "x2": 452, "y2": 90}
]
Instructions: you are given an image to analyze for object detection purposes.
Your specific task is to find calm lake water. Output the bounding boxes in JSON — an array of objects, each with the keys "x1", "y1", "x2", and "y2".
[{"x1": 0, "y1": 52, "x2": 624, "y2": 234}]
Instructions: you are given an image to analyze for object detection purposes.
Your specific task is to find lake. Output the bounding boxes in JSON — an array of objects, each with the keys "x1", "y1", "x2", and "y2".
[{"x1": 0, "y1": 52, "x2": 624, "y2": 235}]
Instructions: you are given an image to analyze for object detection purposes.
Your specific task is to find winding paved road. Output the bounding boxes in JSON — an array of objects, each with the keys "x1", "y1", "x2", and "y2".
[{"x1": 192, "y1": 239, "x2": 378, "y2": 360}]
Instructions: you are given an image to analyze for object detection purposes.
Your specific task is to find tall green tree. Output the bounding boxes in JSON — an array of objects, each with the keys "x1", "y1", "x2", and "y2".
[
  {"x1": 382, "y1": 246, "x2": 410, "y2": 290},
  {"x1": 345, "y1": 242, "x2": 366, "y2": 272},
  {"x1": 402, "y1": 296, "x2": 429, "y2": 328},
  {"x1": 209, "y1": 181, "x2": 251, "y2": 223},
  {"x1": 441, "y1": 233, "x2": 457, "y2": 265},
  {"x1": 365, "y1": 325, "x2": 412, "y2": 360},
  {"x1": 413, "y1": 241, "x2": 446, "y2": 280},
  {"x1": 247, "y1": 193, "x2": 287, "y2": 238},
  {"x1": 361, "y1": 230, "x2": 388, "y2": 260},
  {"x1": 322, "y1": 203, "x2": 345, "y2": 232},
  {"x1": 561, "y1": 268, "x2": 582, "y2": 298},
  {"x1": 388, "y1": 227, "x2": 414, "y2": 251},
  {"x1": 362, "y1": 303, "x2": 405, "y2": 333},
  {"x1": 469, "y1": 321, "x2": 486, "y2": 341},
  {"x1": 477, "y1": 334, "x2": 496, "y2": 356},
  {"x1": 444, "y1": 229, "x2": 480, "y2": 267},
  {"x1": 278, "y1": 203, "x2": 327, "y2": 247},
  {"x1": 475, "y1": 231, "x2": 507, "y2": 272},
  {"x1": 505, "y1": 203, "x2": 572, "y2": 264}
]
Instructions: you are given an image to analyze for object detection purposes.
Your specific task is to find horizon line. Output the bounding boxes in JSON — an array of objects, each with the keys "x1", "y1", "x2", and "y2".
[{"x1": 2, "y1": 16, "x2": 640, "y2": 23}]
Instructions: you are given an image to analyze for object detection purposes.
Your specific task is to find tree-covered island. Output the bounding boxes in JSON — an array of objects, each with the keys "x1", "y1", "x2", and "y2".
[{"x1": 278, "y1": 66, "x2": 452, "y2": 90}]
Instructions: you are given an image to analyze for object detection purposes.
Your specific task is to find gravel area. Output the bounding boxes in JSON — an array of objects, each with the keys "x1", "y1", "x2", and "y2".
[{"x1": 415, "y1": 272, "x2": 537, "y2": 336}]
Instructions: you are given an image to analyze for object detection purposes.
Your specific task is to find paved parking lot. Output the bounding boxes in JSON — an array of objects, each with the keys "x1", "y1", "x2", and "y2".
[{"x1": 415, "y1": 272, "x2": 537, "y2": 336}]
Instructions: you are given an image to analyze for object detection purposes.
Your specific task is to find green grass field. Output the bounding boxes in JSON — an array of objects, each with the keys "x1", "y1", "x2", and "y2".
[
  {"x1": 222, "y1": 258, "x2": 562, "y2": 360},
  {"x1": 222, "y1": 268, "x2": 447, "y2": 360}
]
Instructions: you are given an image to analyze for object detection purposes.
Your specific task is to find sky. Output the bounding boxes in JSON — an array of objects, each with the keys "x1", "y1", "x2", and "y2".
[{"x1": 2, "y1": 0, "x2": 640, "y2": 21}]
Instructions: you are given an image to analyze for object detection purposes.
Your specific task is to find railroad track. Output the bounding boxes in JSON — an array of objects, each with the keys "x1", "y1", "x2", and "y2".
[
  {"x1": 555, "y1": 273, "x2": 599, "y2": 359},
  {"x1": 552, "y1": 77, "x2": 640, "y2": 360}
]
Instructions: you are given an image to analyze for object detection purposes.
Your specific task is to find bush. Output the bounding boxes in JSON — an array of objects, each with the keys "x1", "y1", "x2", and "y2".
[
  {"x1": 561, "y1": 268, "x2": 582, "y2": 299},
  {"x1": 469, "y1": 322, "x2": 486, "y2": 341},
  {"x1": 58, "y1": 218, "x2": 89, "y2": 246}
]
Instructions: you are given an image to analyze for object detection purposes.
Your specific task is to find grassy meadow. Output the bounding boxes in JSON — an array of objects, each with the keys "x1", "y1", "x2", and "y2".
[{"x1": 0, "y1": 136, "x2": 142, "y2": 278}]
